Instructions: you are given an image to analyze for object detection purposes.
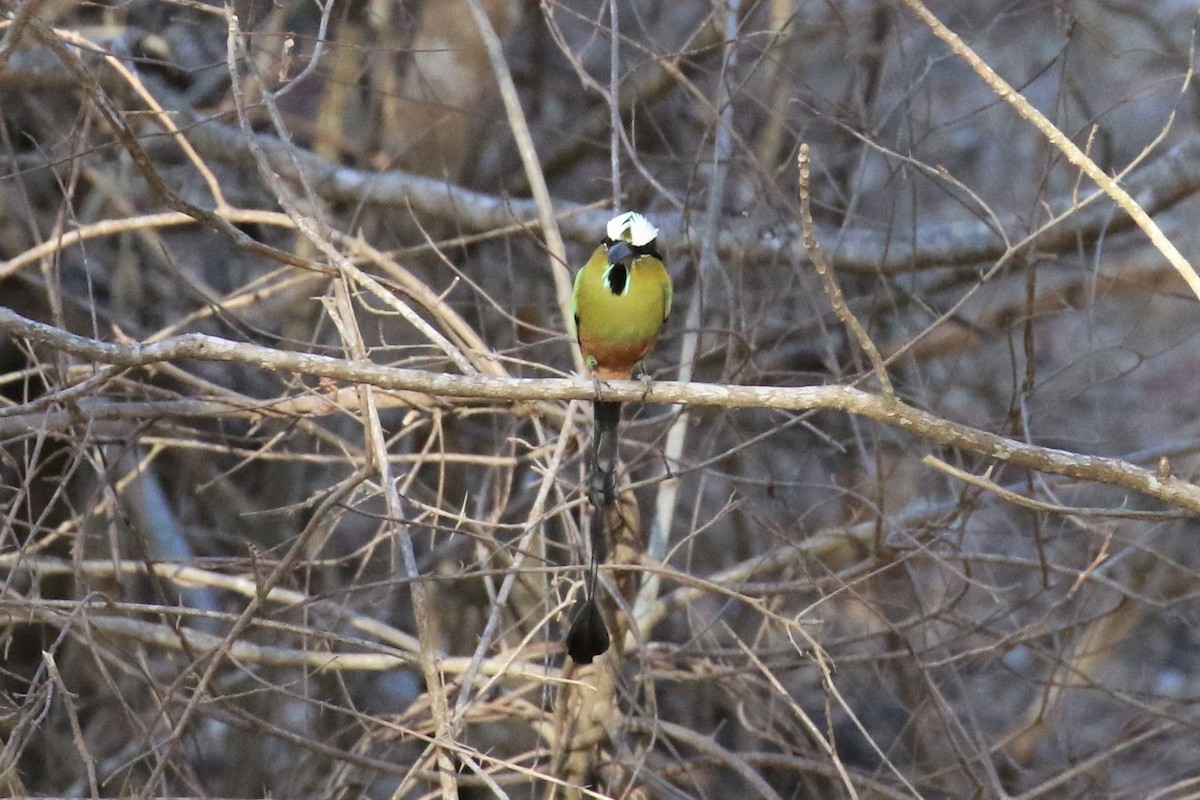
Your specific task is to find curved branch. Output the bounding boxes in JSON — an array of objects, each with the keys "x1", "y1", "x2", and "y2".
[{"x1": 3, "y1": 305, "x2": 1197, "y2": 514}]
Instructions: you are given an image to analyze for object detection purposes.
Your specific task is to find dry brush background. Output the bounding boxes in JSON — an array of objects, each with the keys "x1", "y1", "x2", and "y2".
[{"x1": 3, "y1": 0, "x2": 1200, "y2": 798}]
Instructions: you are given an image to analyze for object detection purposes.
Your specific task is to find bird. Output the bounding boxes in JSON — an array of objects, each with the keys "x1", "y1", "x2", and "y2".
[
  {"x1": 565, "y1": 210, "x2": 671, "y2": 664},
  {"x1": 571, "y1": 210, "x2": 672, "y2": 509}
]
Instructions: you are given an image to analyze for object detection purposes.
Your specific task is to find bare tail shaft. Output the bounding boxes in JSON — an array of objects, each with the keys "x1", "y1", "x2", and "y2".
[{"x1": 589, "y1": 401, "x2": 620, "y2": 510}]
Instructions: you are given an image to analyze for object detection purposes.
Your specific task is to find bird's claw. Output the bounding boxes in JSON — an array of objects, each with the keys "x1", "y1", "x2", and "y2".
[
  {"x1": 585, "y1": 358, "x2": 607, "y2": 400},
  {"x1": 635, "y1": 361, "x2": 654, "y2": 400}
]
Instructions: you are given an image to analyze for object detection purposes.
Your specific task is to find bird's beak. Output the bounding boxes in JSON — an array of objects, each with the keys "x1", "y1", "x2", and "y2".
[{"x1": 606, "y1": 240, "x2": 635, "y2": 265}]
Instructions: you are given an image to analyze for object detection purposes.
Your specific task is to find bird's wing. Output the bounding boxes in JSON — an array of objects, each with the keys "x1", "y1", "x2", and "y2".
[{"x1": 662, "y1": 264, "x2": 673, "y2": 321}]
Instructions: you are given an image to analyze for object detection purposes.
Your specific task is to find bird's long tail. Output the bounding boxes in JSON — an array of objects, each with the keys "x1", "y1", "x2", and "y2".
[
  {"x1": 589, "y1": 400, "x2": 621, "y2": 510},
  {"x1": 567, "y1": 400, "x2": 621, "y2": 664}
]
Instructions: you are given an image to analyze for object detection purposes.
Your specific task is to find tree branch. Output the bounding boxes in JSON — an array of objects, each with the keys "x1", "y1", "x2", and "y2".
[{"x1": 3, "y1": 305, "x2": 1196, "y2": 514}]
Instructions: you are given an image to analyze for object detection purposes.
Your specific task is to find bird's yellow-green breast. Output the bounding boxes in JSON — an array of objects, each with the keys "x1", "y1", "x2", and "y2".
[{"x1": 572, "y1": 211, "x2": 672, "y2": 379}]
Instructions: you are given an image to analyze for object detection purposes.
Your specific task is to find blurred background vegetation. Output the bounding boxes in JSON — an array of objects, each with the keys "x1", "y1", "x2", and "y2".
[{"x1": 3, "y1": 0, "x2": 1200, "y2": 797}]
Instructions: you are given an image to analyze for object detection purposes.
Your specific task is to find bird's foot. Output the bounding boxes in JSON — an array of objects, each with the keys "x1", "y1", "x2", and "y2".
[
  {"x1": 585, "y1": 357, "x2": 608, "y2": 400},
  {"x1": 635, "y1": 361, "x2": 654, "y2": 400}
]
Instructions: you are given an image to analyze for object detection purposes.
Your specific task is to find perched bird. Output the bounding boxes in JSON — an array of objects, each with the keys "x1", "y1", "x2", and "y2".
[
  {"x1": 571, "y1": 211, "x2": 672, "y2": 509},
  {"x1": 566, "y1": 211, "x2": 671, "y2": 664},
  {"x1": 573, "y1": 211, "x2": 672, "y2": 381}
]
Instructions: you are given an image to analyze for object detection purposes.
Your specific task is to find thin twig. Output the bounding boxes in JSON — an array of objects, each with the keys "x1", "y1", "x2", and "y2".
[
  {"x1": 623, "y1": 717, "x2": 785, "y2": 800},
  {"x1": 798, "y1": 144, "x2": 894, "y2": 398},
  {"x1": 609, "y1": 0, "x2": 621, "y2": 208},
  {"x1": 640, "y1": 0, "x2": 743, "y2": 620},
  {"x1": 6, "y1": 37, "x2": 1200, "y2": 277},
  {"x1": 922, "y1": 455, "x2": 1182, "y2": 520},
  {"x1": 451, "y1": 402, "x2": 579, "y2": 724},
  {"x1": 41, "y1": 653, "x2": 99, "y2": 800},
  {"x1": 0, "y1": 0, "x2": 54, "y2": 73},
  {"x1": 897, "y1": 0, "x2": 1200, "y2": 300},
  {"x1": 134, "y1": 465, "x2": 369, "y2": 797},
  {"x1": 464, "y1": 0, "x2": 580, "y2": 372}
]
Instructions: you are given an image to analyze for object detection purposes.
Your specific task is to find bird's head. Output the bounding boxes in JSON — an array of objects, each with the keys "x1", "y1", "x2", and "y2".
[{"x1": 604, "y1": 211, "x2": 659, "y2": 266}]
